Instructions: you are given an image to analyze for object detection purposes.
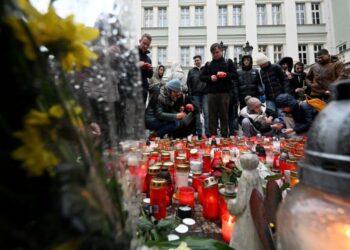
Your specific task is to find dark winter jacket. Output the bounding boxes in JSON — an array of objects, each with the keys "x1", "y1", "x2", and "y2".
[
  {"x1": 200, "y1": 57, "x2": 238, "y2": 94},
  {"x1": 290, "y1": 72, "x2": 310, "y2": 98},
  {"x1": 259, "y1": 62, "x2": 289, "y2": 101},
  {"x1": 139, "y1": 48, "x2": 153, "y2": 90},
  {"x1": 145, "y1": 85, "x2": 177, "y2": 127},
  {"x1": 236, "y1": 55, "x2": 264, "y2": 105},
  {"x1": 186, "y1": 66, "x2": 207, "y2": 96},
  {"x1": 275, "y1": 94, "x2": 316, "y2": 134}
]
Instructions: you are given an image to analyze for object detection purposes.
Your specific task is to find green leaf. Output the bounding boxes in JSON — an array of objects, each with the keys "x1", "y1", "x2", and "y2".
[
  {"x1": 265, "y1": 174, "x2": 282, "y2": 181},
  {"x1": 281, "y1": 183, "x2": 290, "y2": 191},
  {"x1": 138, "y1": 217, "x2": 153, "y2": 232},
  {"x1": 156, "y1": 219, "x2": 174, "y2": 230},
  {"x1": 146, "y1": 236, "x2": 236, "y2": 250},
  {"x1": 221, "y1": 171, "x2": 230, "y2": 184}
]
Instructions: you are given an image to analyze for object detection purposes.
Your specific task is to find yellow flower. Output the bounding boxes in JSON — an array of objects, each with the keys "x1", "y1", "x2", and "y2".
[
  {"x1": 8, "y1": 0, "x2": 99, "y2": 71},
  {"x1": 73, "y1": 105, "x2": 82, "y2": 115},
  {"x1": 175, "y1": 242, "x2": 191, "y2": 250},
  {"x1": 12, "y1": 127, "x2": 59, "y2": 176},
  {"x1": 25, "y1": 110, "x2": 50, "y2": 126},
  {"x1": 49, "y1": 105, "x2": 64, "y2": 119}
]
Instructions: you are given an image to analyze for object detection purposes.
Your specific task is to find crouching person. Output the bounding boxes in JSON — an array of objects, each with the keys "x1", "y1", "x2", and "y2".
[
  {"x1": 239, "y1": 96, "x2": 281, "y2": 137},
  {"x1": 273, "y1": 93, "x2": 316, "y2": 135},
  {"x1": 145, "y1": 79, "x2": 186, "y2": 138}
]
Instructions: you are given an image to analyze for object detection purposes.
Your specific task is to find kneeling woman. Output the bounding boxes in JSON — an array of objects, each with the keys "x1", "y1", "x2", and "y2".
[{"x1": 145, "y1": 79, "x2": 186, "y2": 138}]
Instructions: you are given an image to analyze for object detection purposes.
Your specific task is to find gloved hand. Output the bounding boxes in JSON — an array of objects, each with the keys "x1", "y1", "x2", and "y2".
[
  {"x1": 217, "y1": 71, "x2": 227, "y2": 79},
  {"x1": 185, "y1": 104, "x2": 194, "y2": 112}
]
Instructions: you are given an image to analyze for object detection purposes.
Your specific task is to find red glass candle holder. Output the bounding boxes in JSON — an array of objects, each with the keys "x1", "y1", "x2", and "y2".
[
  {"x1": 149, "y1": 151, "x2": 159, "y2": 165},
  {"x1": 221, "y1": 213, "x2": 236, "y2": 243},
  {"x1": 202, "y1": 154, "x2": 211, "y2": 173},
  {"x1": 202, "y1": 177, "x2": 219, "y2": 220},
  {"x1": 145, "y1": 165, "x2": 161, "y2": 197},
  {"x1": 161, "y1": 152, "x2": 171, "y2": 162},
  {"x1": 219, "y1": 194, "x2": 228, "y2": 219},
  {"x1": 150, "y1": 178, "x2": 167, "y2": 220},
  {"x1": 179, "y1": 186, "x2": 195, "y2": 208},
  {"x1": 191, "y1": 171, "x2": 202, "y2": 191},
  {"x1": 197, "y1": 175, "x2": 208, "y2": 204}
]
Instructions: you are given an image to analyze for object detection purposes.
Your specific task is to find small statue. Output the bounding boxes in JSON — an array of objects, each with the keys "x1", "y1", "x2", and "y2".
[{"x1": 228, "y1": 153, "x2": 264, "y2": 250}]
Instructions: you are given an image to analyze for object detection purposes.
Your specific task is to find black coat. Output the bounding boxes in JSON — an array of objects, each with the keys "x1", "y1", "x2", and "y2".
[
  {"x1": 259, "y1": 63, "x2": 289, "y2": 101},
  {"x1": 236, "y1": 55, "x2": 264, "y2": 105},
  {"x1": 290, "y1": 72, "x2": 310, "y2": 98},
  {"x1": 139, "y1": 48, "x2": 153, "y2": 90},
  {"x1": 200, "y1": 57, "x2": 238, "y2": 94},
  {"x1": 186, "y1": 66, "x2": 207, "y2": 96},
  {"x1": 276, "y1": 94, "x2": 316, "y2": 134}
]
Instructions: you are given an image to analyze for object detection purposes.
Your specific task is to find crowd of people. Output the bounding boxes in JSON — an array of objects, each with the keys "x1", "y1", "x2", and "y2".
[{"x1": 139, "y1": 33, "x2": 348, "y2": 139}]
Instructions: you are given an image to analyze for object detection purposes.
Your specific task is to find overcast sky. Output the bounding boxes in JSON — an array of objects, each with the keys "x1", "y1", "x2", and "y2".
[{"x1": 30, "y1": 0, "x2": 116, "y2": 26}]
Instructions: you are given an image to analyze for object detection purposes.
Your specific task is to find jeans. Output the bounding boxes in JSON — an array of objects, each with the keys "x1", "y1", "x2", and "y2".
[
  {"x1": 266, "y1": 100, "x2": 284, "y2": 122},
  {"x1": 192, "y1": 95, "x2": 209, "y2": 136},
  {"x1": 146, "y1": 120, "x2": 180, "y2": 137}
]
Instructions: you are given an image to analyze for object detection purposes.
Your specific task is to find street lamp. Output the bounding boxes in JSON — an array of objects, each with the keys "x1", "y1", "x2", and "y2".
[
  {"x1": 243, "y1": 41, "x2": 253, "y2": 55},
  {"x1": 220, "y1": 41, "x2": 228, "y2": 59}
]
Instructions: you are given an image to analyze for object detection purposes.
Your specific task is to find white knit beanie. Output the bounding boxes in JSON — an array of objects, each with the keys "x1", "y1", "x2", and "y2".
[{"x1": 255, "y1": 53, "x2": 269, "y2": 66}]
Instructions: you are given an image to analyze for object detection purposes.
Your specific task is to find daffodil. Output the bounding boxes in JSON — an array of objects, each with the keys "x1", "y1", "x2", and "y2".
[
  {"x1": 25, "y1": 110, "x2": 50, "y2": 126},
  {"x1": 49, "y1": 105, "x2": 64, "y2": 119},
  {"x1": 8, "y1": 0, "x2": 99, "y2": 71},
  {"x1": 12, "y1": 127, "x2": 59, "y2": 176}
]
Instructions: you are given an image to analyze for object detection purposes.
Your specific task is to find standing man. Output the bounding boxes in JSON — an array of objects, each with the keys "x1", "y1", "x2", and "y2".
[
  {"x1": 200, "y1": 43, "x2": 238, "y2": 138},
  {"x1": 186, "y1": 55, "x2": 209, "y2": 139},
  {"x1": 306, "y1": 49, "x2": 347, "y2": 102},
  {"x1": 255, "y1": 53, "x2": 289, "y2": 117},
  {"x1": 138, "y1": 33, "x2": 153, "y2": 104}
]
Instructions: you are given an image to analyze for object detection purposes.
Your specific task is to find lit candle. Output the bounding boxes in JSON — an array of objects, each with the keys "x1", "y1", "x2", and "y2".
[
  {"x1": 202, "y1": 154, "x2": 211, "y2": 173},
  {"x1": 202, "y1": 177, "x2": 219, "y2": 220},
  {"x1": 179, "y1": 186, "x2": 195, "y2": 208},
  {"x1": 150, "y1": 178, "x2": 167, "y2": 220},
  {"x1": 290, "y1": 170, "x2": 299, "y2": 187},
  {"x1": 222, "y1": 214, "x2": 236, "y2": 243}
]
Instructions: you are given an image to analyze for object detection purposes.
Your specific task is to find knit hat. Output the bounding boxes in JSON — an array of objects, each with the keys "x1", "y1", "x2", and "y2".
[
  {"x1": 166, "y1": 79, "x2": 182, "y2": 92},
  {"x1": 245, "y1": 96, "x2": 262, "y2": 112},
  {"x1": 255, "y1": 53, "x2": 269, "y2": 66}
]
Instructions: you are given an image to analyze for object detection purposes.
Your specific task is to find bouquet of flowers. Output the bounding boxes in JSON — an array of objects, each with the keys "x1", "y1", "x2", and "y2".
[{"x1": 0, "y1": 0, "x2": 135, "y2": 249}]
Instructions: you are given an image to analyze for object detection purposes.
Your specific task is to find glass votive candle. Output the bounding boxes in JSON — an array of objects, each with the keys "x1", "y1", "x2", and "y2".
[
  {"x1": 202, "y1": 154, "x2": 211, "y2": 173},
  {"x1": 202, "y1": 176, "x2": 219, "y2": 220},
  {"x1": 191, "y1": 170, "x2": 202, "y2": 191},
  {"x1": 190, "y1": 159, "x2": 202, "y2": 172},
  {"x1": 290, "y1": 170, "x2": 299, "y2": 187},
  {"x1": 179, "y1": 186, "x2": 195, "y2": 208},
  {"x1": 197, "y1": 175, "x2": 208, "y2": 204},
  {"x1": 145, "y1": 165, "x2": 161, "y2": 197},
  {"x1": 221, "y1": 213, "x2": 236, "y2": 243},
  {"x1": 150, "y1": 178, "x2": 167, "y2": 220},
  {"x1": 149, "y1": 151, "x2": 159, "y2": 165},
  {"x1": 161, "y1": 152, "x2": 171, "y2": 162}
]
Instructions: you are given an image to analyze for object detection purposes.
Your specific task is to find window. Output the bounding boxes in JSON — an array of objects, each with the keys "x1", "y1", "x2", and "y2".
[
  {"x1": 180, "y1": 47, "x2": 190, "y2": 66},
  {"x1": 233, "y1": 6, "x2": 241, "y2": 26},
  {"x1": 258, "y1": 45, "x2": 268, "y2": 56},
  {"x1": 272, "y1": 4, "x2": 281, "y2": 25},
  {"x1": 314, "y1": 44, "x2": 323, "y2": 62},
  {"x1": 144, "y1": 8, "x2": 153, "y2": 27},
  {"x1": 274, "y1": 45, "x2": 283, "y2": 63},
  {"x1": 234, "y1": 46, "x2": 243, "y2": 62},
  {"x1": 195, "y1": 6, "x2": 204, "y2": 26},
  {"x1": 296, "y1": 3, "x2": 305, "y2": 25},
  {"x1": 158, "y1": 7, "x2": 167, "y2": 27},
  {"x1": 195, "y1": 46, "x2": 205, "y2": 60},
  {"x1": 311, "y1": 3, "x2": 320, "y2": 24},
  {"x1": 158, "y1": 47, "x2": 167, "y2": 65},
  {"x1": 257, "y1": 5, "x2": 266, "y2": 25},
  {"x1": 180, "y1": 7, "x2": 190, "y2": 26},
  {"x1": 218, "y1": 6, "x2": 227, "y2": 26},
  {"x1": 338, "y1": 43, "x2": 347, "y2": 53},
  {"x1": 298, "y1": 45, "x2": 307, "y2": 65}
]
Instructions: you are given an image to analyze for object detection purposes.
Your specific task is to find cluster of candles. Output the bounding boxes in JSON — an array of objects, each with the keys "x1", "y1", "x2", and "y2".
[{"x1": 124, "y1": 135, "x2": 306, "y2": 243}]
